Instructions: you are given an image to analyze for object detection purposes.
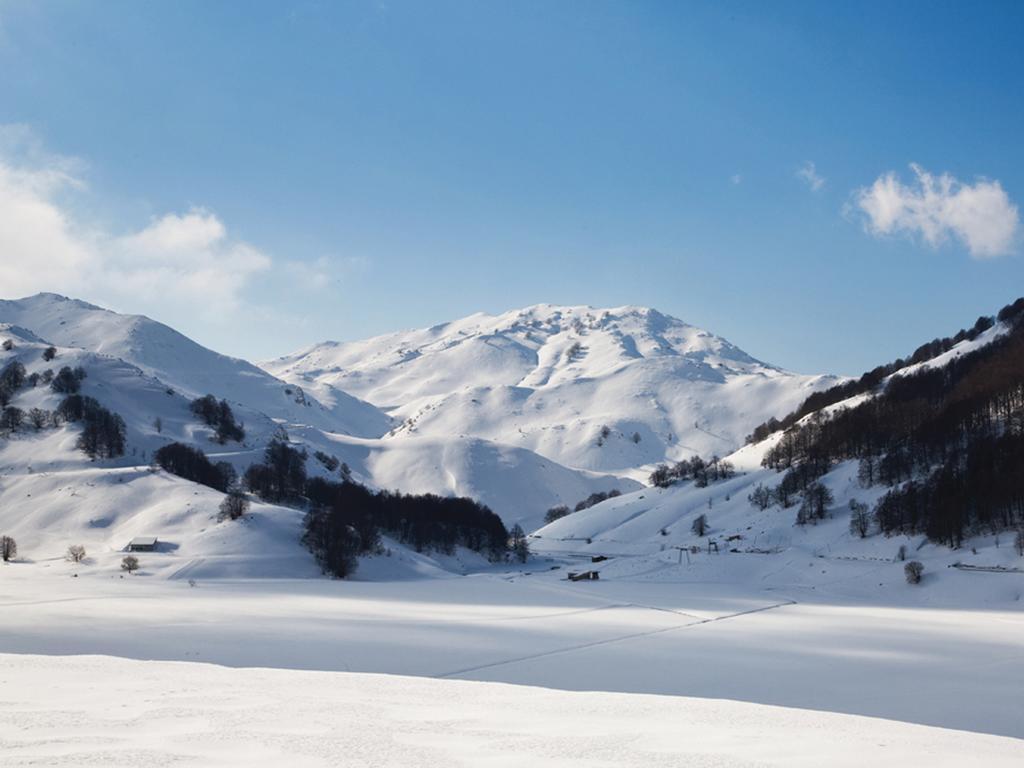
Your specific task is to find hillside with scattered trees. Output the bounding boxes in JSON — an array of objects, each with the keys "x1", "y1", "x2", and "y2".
[
  {"x1": 240, "y1": 438, "x2": 510, "y2": 577},
  {"x1": 759, "y1": 297, "x2": 1024, "y2": 546}
]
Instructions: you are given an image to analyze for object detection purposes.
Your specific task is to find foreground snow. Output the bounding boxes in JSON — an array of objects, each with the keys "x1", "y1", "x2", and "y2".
[
  {"x1": 2, "y1": 653, "x2": 1021, "y2": 768},
  {"x1": 2, "y1": 564, "x2": 1022, "y2": 740}
]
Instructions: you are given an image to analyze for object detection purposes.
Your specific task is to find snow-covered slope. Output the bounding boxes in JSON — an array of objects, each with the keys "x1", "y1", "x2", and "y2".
[
  {"x1": 0, "y1": 294, "x2": 391, "y2": 438},
  {"x1": 6, "y1": 653, "x2": 1022, "y2": 768},
  {"x1": 297, "y1": 430, "x2": 638, "y2": 532},
  {"x1": 0, "y1": 296, "x2": 638, "y2": 555},
  {"x1": 265, "y1": 304, "x2": 839, "y2": 475},
  {"x1": 530, "y1": 322, "x2": 1024, "y2": 591}
]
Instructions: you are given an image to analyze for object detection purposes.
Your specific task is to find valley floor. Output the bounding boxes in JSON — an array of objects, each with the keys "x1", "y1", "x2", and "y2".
[{"x1": 1, "y1": 554, "x2": 1023, "y2": 765}]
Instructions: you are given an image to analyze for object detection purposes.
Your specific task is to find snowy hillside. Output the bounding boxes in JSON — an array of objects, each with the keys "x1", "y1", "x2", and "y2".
[
  {"x1": 265, "y1": 304, "x2": 839, "y2": 475},
  {"x1": 3, "y1": 295, "x2": 1024, "y2": 765},
  {"x1": 531, "y1": 310, "x2": 1024, "y2": 590},
  {"x1": 0, "y1": 296, "x2": 637, "y2": 564},
  {"x1": 0, "y1": 294, "x2": 392, "y2": 438}
]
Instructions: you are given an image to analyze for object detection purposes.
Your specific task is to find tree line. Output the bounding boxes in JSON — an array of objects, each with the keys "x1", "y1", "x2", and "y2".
[
  {"x1": 746, "y1": 302, "x2": 1022, "y2": 444},
  {"x1": 543, "y1": 488, "x2": 623, "y2": 525},
  {"x1": 190, "y1": 394, "x2": 245, "y2": 443},
  {"x1": 304, "y1": 477, "x2": 509, "y2": 577},
  {"x1": 0, "y1": 356, "x2": 125, "y2": 460},
  {"x1": 650, "y1": 455, "x2": 735, "y2": 489},
  {"x1": 755, "y1": 297, "x2": 1024, "y2": 545},
  {"x1": 153, "y1": 436, "x2": 511, "y2": 577}
]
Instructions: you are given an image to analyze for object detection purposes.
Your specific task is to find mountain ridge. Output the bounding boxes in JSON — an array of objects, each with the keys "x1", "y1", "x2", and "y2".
[{"x1": 264, "y1": 302, "x2": 839, "y2": 475}]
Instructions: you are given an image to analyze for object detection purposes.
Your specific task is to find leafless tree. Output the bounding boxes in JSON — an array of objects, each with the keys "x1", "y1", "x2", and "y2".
[
  {"x1": 509, "y1": 524, "x2": 529, "y2": 563},
  {"x1": 748, "y1": 484, "x2": 772, "y2": 510},
  {"x1": 904, "y1": 561, "x2": 924, "y2": 584},
  {"x1": 849, "y1": 499, "x2": 871, "y2": 538},
  {"x1": 218, "y1": 489, "x2": 250, "y2": 521},
  {"x1": 67, "y1": 544, "x2": 86, "y2": 563},
  {"x1": 0, "y1": 535, "x2": 17, "y2": 562},
  {"x1": 121, "y1": 555, "x2": 139, "y2": 573},
  {"x1": 28, "y1": 408, "x2": 48, "y2": 431}
]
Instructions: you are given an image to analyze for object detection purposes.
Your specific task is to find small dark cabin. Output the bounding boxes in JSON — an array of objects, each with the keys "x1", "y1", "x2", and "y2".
[{"x1": 128, "y1": 537, "x2": 158, "y2": 552}]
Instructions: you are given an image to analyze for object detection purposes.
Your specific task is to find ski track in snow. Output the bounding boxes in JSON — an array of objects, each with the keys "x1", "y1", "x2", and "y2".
[{"x1": 436, "y1": 598, "x2": 796, "y2": 679}]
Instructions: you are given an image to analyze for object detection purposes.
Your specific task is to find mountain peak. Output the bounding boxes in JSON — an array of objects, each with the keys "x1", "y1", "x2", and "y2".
[
  {"x1": 265, "y1": 303, "x2": 837, "y2": 474},
  {"x1": 11, "y1": 292, "x2": 105, "y2": 312}
]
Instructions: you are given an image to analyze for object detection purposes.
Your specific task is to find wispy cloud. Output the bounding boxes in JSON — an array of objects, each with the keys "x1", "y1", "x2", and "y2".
[
  {"x1": 796, "y1": 161, "x2": 825, "y2": 192},
  {"x1": 852, "y1": 163, "x2": 1019, "y2": 259},
  {"x1": 0, "y1": 126, "x2": 331, "y2": 333},
  {"x1": 730, "y1": 173, "x2": 742, "y2": 186},
  {"x1": 282, "y1": 254, "x2": 369, "y2": 292},
  {"x1": 112, "y1": 208, "x2": 272, "y2": 313}
]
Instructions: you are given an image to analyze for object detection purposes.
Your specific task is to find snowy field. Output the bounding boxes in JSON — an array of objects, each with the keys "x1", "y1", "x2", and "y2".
[
  {"x1": 4, "y1": 652, "x2": 1023, "y2": 768},
  {"x1": 2, "y1": 559, "x2": 1023, "y2": 761}
]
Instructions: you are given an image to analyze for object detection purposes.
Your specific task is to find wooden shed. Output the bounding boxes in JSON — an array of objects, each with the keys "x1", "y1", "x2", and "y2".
[{"x1": 128, "y1": 537, "x2": 158, "y2": 552}]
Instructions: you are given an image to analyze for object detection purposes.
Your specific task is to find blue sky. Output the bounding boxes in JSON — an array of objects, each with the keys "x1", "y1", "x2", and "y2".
[{"x1": 1, "y1": 0, "x2": 1022, "y2": 375}]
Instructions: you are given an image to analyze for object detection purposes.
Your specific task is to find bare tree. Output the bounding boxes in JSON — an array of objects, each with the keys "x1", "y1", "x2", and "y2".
[
  {"x1": 857, "y1": 456, "x2": 876, "y2": 487},
  {"x1": 748, "y1": 484, "x2": 772, "y2": 511},
  {"x1": 153, "y1": 416, "x2": 162, "y2": 434},
  {"x1": 691, "y1": 513, "x2": 708, "y2": 537},
  {"x1": 121, "y1": 555, "x2": 140, "y2": 573},
  {"x1": 67, "y1": 544, "x2": 86, "y2": 563},
  {"x1": 509, "y1": 524, "x2": 529, "y2": 563},
  {"x1": 904, "y1": 561, "x2": 924, "y2": 584},
  {"x1": 0, "y1": 535, "x2": 16, "y2": 562},
  {"x1": 543, "y1": 505, "x2": 570, "y2": 524},
  {"x1": 1014, "y1": 529, "x2": 1024, "y2": 557},
  {"x1": 849, "y1": 499, "x2": 871, "y2": 538},
  {"x1": 1, "y1": 406, "x2": 24, "y2": 431},
  {"x1": 800, "y1": 482, "x2": 834, "y2": 522},
  {"x1": 28, "y1": 408, "x2": 49, "y2": 430},
  {"x1": 218, "y1": 489, "x2": 250, "y2": 521},
  {"x1": 649, "y1": 464, "x2": 672, "y2": 488}
]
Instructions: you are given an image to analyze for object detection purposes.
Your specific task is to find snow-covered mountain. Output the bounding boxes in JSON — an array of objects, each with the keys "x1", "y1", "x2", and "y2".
[
  {"x1": 0, "y1": 294, "x2": 391, "y2": 439},
  {"x1": 0, "y1": 295, "x2": 640, "y2": 566},
  {"x1": 529, "y1": 309, "x2": 1024, "y2": 595},
  {"x1": 265, "y1": 304, "x2": 839, "y2": 476},
  {"x1": 2, "y1": 290, "x2": 1021, "y2": 586}
]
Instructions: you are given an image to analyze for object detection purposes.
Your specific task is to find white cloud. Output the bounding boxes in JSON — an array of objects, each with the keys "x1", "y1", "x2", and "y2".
[
  {"x1": 112, "y1": 209, "x2": 272, "y2": 313},
  {"x1": 730, "y1": 174, "x2": 742, "y2": 185},
  {"x1": 853, "y1": 163, "x2": 1019, "y2": 259},
  {"x1": 0, "y1": 129, "x2": 280, "y2": 326},
  {"x1": 797, "y1": 161, "x2": 825, "y2": 192},
  {"x1": 0, "y1": 159, "x2": 95, "y2": 297}
]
